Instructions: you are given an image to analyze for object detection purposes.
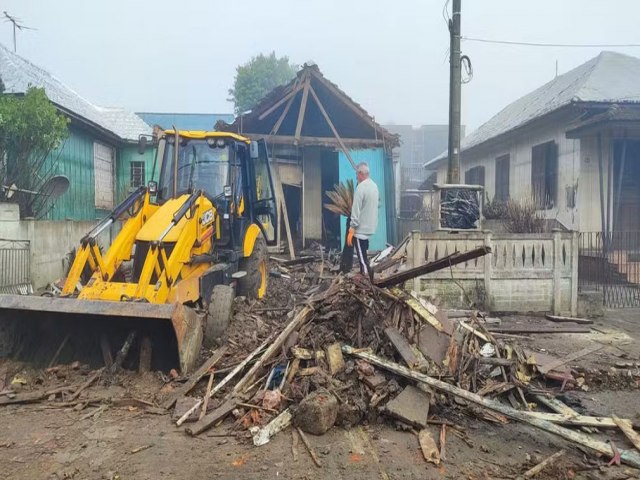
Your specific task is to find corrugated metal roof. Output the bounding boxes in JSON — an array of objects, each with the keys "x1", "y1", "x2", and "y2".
[
  {"x1": 0, "y1": 42, "x2": 151, "y2": 142},
  {"x1": 426, "y1": 51, "x2": 640, "y2": 167},
  {"x1": 136, "y1": 112, "x2": 235, "y2": 131}
]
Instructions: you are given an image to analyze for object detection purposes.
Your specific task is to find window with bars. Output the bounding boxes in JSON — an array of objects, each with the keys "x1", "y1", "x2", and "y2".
[
  {"x1": 130, "y1": 161, "x2": 145, "y2": 188},
  {"x1": 531, "y1": 141, "x2": 558, "y2": 209},
  {"x1": 494, "y1": 154, "x2": 510, "y2": 202}
]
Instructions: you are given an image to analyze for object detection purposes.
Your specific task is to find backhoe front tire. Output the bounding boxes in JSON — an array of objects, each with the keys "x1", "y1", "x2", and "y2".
[
  {"x1": 237, "y1": 236, "x2": 268, "y2": 299},
  {"x1": 204, "y1": 285, "x2": 234, "y2": 349}
]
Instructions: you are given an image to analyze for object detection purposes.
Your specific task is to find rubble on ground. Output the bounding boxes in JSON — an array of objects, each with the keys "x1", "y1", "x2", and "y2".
[{"x1": 2, "y1": 244, "x2": 640, "y2": 472}]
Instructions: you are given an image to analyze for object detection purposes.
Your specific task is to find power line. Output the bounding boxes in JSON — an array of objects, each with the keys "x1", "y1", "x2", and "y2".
[{"x1": 461, "y1": 36, "x2": 640, "y2": 48}]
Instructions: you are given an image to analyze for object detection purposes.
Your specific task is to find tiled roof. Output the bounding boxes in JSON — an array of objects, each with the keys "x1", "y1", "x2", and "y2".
[
  {"x1": 426, "y1": 51, "x2": 640, "y2": 166},
  {"x1": 0, "y1": 42, "x2": 151, "y2": 142}
]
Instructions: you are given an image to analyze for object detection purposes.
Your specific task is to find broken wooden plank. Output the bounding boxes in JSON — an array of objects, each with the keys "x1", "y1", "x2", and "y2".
[
  {"x1": 545, "y1": 314, "x2": 594, "y2": 325},
  {"x1": 48, "y1": 334, "x2": 70, "y2": 369},
  {"x1": 176, "y1": 336, "x2": 272, "y2": 426},
  {"x1": 384, "y1": 327, "x2": 427, "y2": 371},
  {"x1": 342, "y1": 345, "x2": 640, "y2": 468},
  {"x1": 536, "y1": 394, "x2": 597, "y2": 433},
  {"x1": 325, "y1": 343, "x2": 345, "y2": 376},
  {"x1": 533, "y1": 395, "x2": 579, "y2": 417},
  {"x1": 291, "y1": 347, "x2": 313, "y2": 360},
  {"x1": 68, "y1": 369, "x2": 103, "y2": 401},
  {"x1": 200, "y1": 373, "x2": 215, "y2": 420},
  {"x1": 418, "y1": 429, "x2": 440, "y2": 465},
  {"x1": 487, "y1": 325, "x2": 591, "y2": 334},
  {"x1": 172, "y1": 397, "x2": 200, "y2": 423},
  {"x1": 298, "y1": 367, "x2": 320, "y2": 377},
  {"x1": 458, "y1": 321, "x2": 491, "y2": 342},
  {"x1": 138, "y1": 336, "x2": 152, "y2": 373},
  {"x1": 390, "y1": 290, "x2": 444, "y2": 332},
  {"x1": 185, "y1": 398, "x2": 237, "y2": 436},
  {"x1": 523, "y1": 411, "x2": 636, "y2": 428},
  {"x1": 110, "y1": 331, "x2": 136, "y2": 373},
  {"x1": 253, "y1": 408, "x2": 293, "y2": 446},
  {"x1": 439, "y1": 425, "x2": 447, "y2": 461},
  {"x1": 99, "y1": 334, "x2": 113, "y2": 369},
  {"x1": 374, "y1": 246, "x2": 491, "y2": 288},
  {"x1": 613, "y1": 415, "x2": 640, "y2": 453},
  {"x1": 523, "y1": 449, "x2": 565, "y2": 478},
  {"x1": 233, "y1": 306, "x2": 313, "y2": 394},
  {"x1": 536, "y1": 344, "x2": 604, "y2": 375},
  {"x1": 162, "y1": 346, "x2": 228, "y2": 409},
  {"x1": 279, "y1": 256, "x2": 316, "y2": 267},
  {"x1": 296, "y1": 427, "x2": 322, "y2": 467}
]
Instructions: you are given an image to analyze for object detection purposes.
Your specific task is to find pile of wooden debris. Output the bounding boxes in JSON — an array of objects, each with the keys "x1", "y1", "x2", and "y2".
[{"x1": 163, "y1": 246, "x2": 640, "y2": 469}]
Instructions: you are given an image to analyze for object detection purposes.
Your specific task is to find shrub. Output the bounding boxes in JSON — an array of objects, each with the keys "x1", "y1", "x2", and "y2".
[{"x1": 503, "y1": 198, "x2": 545, "y2": 233}]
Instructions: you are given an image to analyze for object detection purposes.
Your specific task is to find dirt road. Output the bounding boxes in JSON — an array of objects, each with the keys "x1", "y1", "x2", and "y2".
[{"x1": 0, "y1": 309, "x2": 639, "y2": 480}]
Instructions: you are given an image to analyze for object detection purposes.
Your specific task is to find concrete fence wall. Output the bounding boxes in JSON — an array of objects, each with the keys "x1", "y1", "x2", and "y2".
[
  {"x1": 0, "y1": 204, "x2": 114, "y2": 290},
  {"x1": 408, "y1": 230, "x2": 578, "y2": 315}
]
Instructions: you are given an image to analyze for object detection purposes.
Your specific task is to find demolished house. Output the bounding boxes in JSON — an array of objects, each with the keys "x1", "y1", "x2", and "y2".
[{"x1": 218, "y1": 63, "x2": 399, "y2": 251}]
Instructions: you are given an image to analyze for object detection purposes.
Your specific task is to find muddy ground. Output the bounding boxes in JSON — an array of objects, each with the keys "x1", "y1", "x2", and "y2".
[{"x1": 0, "y1": 304, "x2": 639, "y2": 480}]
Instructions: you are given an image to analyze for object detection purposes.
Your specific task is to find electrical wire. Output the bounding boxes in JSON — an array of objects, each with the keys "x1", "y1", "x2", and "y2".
[
  {"x1": 461, "y1": 55, "x2": 473, "y2": 83},
  {"x1": 442, "y1": 0, "x2": 451, "y2": 27},
  {"x1": 461, "y1": 36, "x2": 640, "y2": 48}
]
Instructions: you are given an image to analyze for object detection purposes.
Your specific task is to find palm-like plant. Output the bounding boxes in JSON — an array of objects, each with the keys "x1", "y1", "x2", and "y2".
[{"x1": 324, "y1": 179, "x2": 354, "y2": 217}]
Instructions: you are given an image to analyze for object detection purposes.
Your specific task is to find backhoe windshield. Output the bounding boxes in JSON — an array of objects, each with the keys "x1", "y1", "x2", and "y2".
[{"x1": 158, "y1": 138, "x2": 231, "y2": 201}]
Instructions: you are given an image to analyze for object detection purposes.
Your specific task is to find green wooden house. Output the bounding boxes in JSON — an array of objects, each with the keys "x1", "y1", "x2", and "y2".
[{"x1": 0, "y1": 42, "x2": 154, "y2": 221}]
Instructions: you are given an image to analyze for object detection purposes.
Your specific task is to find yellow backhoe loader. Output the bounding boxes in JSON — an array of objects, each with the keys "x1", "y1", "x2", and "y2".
[{"x1": 0, "y1": 131, "x2": 278, "y2": 373}]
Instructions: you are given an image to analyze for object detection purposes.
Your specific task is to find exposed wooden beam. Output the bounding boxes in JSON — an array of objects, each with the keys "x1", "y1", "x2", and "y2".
[
  {"x1": 310, "y1": 71, "x2": 384, "y2": 139},
  {"x1": 244, "y1": 134, "x2": 385, "y2": 148},
  {"x1": 271, "y1": 88, "x2": 298, "y2": 136},
  {"x1": 294, "y1": 74, "x2": 311, "y2": 141},
  {"x1": 271, "y1": 161, "x2": 295, "y2": 260},
  {"x1": 258, "y1": 81, "x2": 304, "y2": 121},
  {"x1": 308, "y1": 85, "x2": 356, "y2": 170}
]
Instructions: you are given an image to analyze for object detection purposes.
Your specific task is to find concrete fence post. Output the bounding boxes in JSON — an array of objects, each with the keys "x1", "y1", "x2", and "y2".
[
  {"x1": 483, "y1": 230, "x2": 493, "y2": 310},
  {"x1": 410, "y1": 231, "x2": 420, "y2": 292},
  {"x1": 552, "y1": 228, "x2": 562, "y2": 315},
  {"x1": 570, "y1": 231, "x2": 579, "y2": 316}
]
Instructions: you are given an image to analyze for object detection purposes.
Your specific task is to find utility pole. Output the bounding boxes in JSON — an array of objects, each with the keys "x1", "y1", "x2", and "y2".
[{"x1": 447, "y1": 0, "x2": 462, "y2": 184}]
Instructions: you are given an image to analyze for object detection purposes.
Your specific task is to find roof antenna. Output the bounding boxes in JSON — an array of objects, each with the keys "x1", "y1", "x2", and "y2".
[
  {"x1": 3, "y1": 11, "x2": 36, "y2": 52},
  {"x1": 555, "y1": 59, "x2": 559, "y2": 78}
]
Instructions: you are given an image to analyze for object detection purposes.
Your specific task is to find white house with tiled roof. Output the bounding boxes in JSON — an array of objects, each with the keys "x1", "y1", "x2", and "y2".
[{"x1": 426, "y1": 51, "x2": 640, "y2": 233}]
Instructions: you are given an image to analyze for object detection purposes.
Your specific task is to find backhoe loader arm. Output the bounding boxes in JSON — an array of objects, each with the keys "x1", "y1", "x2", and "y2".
[
  {"x1": 133, "y1": 191, "x2": 205, "y2": 301},
  {"x1": 62, "y1": 188, "x2": 155, "y2": 296}
]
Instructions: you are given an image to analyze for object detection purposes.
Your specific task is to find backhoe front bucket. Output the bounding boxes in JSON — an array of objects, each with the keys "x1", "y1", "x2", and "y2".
[{"x1": 0, "y1": 294, "x2": 203, "y2": 373}]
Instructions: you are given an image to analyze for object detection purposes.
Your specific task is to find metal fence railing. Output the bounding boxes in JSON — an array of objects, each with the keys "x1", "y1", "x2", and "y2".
[
  {"x1": 578, "y1": 231, "x2": 640, "y2": 308},
  {"x1": 0, "y1": 239, "x2": 32, "y2": 295}
]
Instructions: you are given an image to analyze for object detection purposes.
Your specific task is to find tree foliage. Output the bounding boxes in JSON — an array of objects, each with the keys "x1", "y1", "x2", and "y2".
[
  {"x1": 0, "y1": 87, "x2": 69, "y2": 217},
  {"x1": 228, "y1": 52, "x2": 298, "y2": 115}
]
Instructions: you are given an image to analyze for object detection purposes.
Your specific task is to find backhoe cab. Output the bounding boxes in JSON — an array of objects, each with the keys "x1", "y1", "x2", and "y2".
[{"x1": 0, "y1": 131, "x2": 278, "y2": 373}]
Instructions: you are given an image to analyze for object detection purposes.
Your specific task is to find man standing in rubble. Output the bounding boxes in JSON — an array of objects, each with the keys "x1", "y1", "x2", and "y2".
[{"x1": 347, "y1": 162, "x2": 379, "y2": 280}]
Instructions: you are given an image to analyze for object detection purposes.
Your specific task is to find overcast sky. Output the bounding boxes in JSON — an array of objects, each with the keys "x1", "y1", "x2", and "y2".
[{"x1": 2, "y1": 0, "x2": 640, "y2": 131}]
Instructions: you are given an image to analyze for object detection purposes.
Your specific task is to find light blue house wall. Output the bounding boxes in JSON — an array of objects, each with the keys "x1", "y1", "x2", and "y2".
[{"x1": 338, "y1": 148, "x2": 393, "y2": 251}]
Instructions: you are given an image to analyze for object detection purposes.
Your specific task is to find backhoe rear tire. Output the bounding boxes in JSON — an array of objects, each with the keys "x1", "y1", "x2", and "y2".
[
  {"x1": 237, "y1": 236, "x2": 268, "y2": 299},
  {"x1": 204, "y1": 285, "x2": 234, "y2": 349}
]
